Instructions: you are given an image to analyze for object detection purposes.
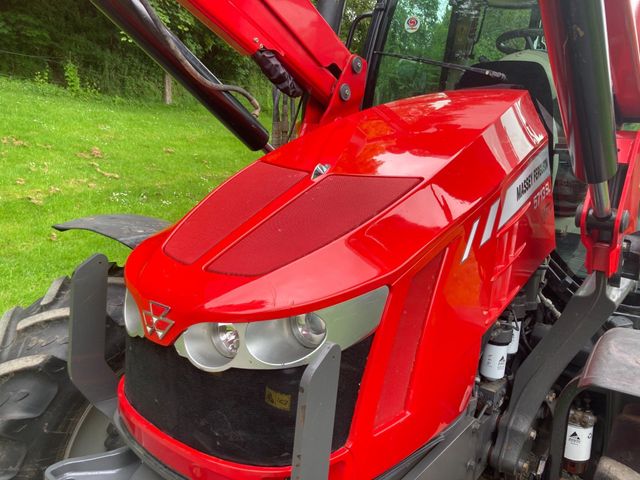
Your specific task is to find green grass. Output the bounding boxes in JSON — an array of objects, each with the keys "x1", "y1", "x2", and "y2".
[{"x1": 0, "y1": 77, "x2": 260, "y2": 313}]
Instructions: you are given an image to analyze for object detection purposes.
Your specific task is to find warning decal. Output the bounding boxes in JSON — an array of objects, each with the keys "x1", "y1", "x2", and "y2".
[
  {"x1": 265, "y1": 386, "x2": 292, "y2": 412},
  {"x1": 405, "y1": 16, "x2": 420, "y2": 33}
]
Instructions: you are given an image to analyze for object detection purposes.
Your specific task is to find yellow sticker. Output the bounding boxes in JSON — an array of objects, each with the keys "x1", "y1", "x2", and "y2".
[{"x1": 265, "y1": 386, "x2": 292, "y2": 412}]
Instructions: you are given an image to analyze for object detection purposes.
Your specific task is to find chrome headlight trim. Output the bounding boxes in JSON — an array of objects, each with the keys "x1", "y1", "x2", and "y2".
[
  {"x1": 174, "y1": 285, "x2": 389, "y2": 372},
  {"x1": 124, "y1": 290, "x2": 144, "y2": 338}
]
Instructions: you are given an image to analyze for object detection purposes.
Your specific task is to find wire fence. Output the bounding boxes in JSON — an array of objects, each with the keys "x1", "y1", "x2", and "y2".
[
  {"x1": 0, "y1": 47, "x2": 262, "y2": 98},
  {"x1": 0, "y1": 47, "x2": 275, "y2": 120}
]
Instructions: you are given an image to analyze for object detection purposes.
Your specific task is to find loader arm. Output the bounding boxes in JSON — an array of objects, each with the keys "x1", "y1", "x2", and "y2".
[
  {"x1": 178, "y1": 0, "x2": 364, "y2": 118},
  {"x1": 177, "y1": 0, "x2": 350, "y2": 104}
]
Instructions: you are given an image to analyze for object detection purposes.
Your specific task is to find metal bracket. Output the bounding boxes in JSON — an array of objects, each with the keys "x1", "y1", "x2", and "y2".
[
  {"x1": 399, "y1": 416, "x2": 477, "y2": 480},
  {"x1": 291, "y1": 342, "x2": 341, "y2": 480},
  {"x1": 491, "y1": 272, "x2": 635, "y2": 474},
  {"x1": 45, "y1": 447, "x2": 161, "y2": 480},
  {"x1": 55, "y1": 214, "x2": 171, "y2": 249},
  {"x1": 69, "y1": 254, "x2": 120, "y2": 419}
]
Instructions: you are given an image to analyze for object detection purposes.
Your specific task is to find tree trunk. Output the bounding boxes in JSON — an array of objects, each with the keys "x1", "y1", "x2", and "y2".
[{"x1": 163, "y1": 73, "x2": 173, "y2": 105}]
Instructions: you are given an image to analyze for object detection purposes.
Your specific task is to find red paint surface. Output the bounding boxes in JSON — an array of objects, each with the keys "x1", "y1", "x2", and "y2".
[
  {"x1": 165, "y1": 162, "x2": 307, "y2": 264},
  {"x1": 122, "y1": 89, "x2": 555, "y2": 478},
  {"x1": 605, "y1": 0, "x2": 640, "y2": 121},
  {"x1": 207, "y1": 175, "x2": 420, "y2": 276},
  {"x1": 176, "y1": 0, "x2": 352, "y2": 106},
  {"x1": 581, "y1": 130, "x2": 640, "y2": 275}
]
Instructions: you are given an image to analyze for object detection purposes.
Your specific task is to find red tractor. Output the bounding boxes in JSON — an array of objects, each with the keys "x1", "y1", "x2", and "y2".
[{"x1": 3, "y1": 1, "x2": 640, "y2": 479}]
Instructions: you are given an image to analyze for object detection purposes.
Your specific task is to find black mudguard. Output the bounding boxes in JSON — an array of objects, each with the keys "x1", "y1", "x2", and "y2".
[{"x1": 54, "y1": 214, "x2": 171, "y2": 249}]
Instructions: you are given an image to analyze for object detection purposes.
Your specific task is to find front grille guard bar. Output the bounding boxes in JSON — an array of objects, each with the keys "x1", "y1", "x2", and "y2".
[{"x1": 46, "y1": 253, "x2": 341, "y2": 479}]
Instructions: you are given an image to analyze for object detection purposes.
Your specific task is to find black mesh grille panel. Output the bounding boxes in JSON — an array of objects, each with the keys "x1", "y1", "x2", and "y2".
[{"x1": 124, "y1": 335, "x2": 372, "y2": 466}]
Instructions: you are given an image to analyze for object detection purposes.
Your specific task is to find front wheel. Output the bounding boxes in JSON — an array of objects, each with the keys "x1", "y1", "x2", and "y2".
[{"x1": 0, "y1": 267, "x2": 126, "y2": 479}]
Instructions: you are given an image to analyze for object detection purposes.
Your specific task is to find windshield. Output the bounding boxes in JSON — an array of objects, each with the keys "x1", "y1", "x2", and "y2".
[{"x1": 373, "y1": 0, "x2": 540, "y2": 105}]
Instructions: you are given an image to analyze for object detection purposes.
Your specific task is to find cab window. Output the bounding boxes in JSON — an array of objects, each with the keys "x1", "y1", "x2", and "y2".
[{"x1": 373, "y1": 0, "x2": 539, "y2": 106}]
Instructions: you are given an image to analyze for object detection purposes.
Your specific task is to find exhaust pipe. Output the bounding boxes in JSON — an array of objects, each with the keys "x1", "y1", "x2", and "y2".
[
  {"x1": 90, "y1": 0, "x2": 270, "y2": 152},
  {"x1": 540, "y1": 0, "x2": 618, "y2": 219}
]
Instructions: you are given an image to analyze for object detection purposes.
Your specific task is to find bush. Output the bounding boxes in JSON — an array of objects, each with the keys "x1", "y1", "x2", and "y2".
[
  {"x1": 33, "y1": 68, "x2": 50, "y2": 85},
  {"x1": 63, "y1": 60, "x2": 81, "y2": 94}
]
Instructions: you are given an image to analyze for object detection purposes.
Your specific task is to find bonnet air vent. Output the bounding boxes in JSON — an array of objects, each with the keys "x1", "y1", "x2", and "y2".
[
  {"x1": 164, "y1": 162, "x2": 306, "y2": 264},
  {"x1": 207, "y1": 175, "x2": 420, "y2": 276}
]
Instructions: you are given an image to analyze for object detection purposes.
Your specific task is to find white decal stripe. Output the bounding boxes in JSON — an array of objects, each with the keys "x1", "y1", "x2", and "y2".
[
  {"x1": 462, "y1": 218, "x2": 480, "y2": 263},
  {"x1": 501, "y1": 108, "x2": 534, "y2": 161},
  {"x1": 498, "y1": 149, "x2": 550, "y2": 229},
  {"x1": 480, "y1": 200, "x2": 500, "y2": 246}
]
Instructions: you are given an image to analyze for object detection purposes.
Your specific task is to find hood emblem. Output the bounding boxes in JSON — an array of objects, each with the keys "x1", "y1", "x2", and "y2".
[
  {"x1": 142, "y1": 302, "x2": 175, "y2": 340},
  {"x1": 311, "y1": 163, "x2": 331, "y2": 180}
]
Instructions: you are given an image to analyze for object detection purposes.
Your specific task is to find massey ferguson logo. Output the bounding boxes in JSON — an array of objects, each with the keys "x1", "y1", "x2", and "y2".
[{"x1": 142, "y1": 302, "x2": 175, "y2": 340}]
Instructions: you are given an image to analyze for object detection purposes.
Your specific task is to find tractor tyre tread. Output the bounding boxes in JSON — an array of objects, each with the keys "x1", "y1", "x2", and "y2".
[{"x1": 0, "y1": 267, "x2": 125, "y2": 480}]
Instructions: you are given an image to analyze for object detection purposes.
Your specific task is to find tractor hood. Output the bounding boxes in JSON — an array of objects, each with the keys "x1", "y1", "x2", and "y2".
[{"x1": 125, "y1": 89, "x2": 546, "y2": 346}]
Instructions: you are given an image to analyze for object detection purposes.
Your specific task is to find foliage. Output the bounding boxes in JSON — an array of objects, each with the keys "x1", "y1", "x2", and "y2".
[
  {"x1": 0, "y1": 76, "x2": 259, "y2": 312},
  {"x1": 374, "y1": 0, "x2": 451, "y2": 104},
  {"x1": 63, "y1": 61, "x2": 81, "y2": 94},
  {"x1": 472, "y1": 7, "x2": 532, "y2": 61},
  {"x1": 33, "y1": 69, "x2": 50, "y2": 85},
  {"x1": 341, "y1": 0, "x2": 377, "y2": 53},
  {"x1": 0, "y1": 0, "x2": 260, "y2": 100},
  {"x1": 373, "y1": 0, "x2": 537, "y2": 105}
]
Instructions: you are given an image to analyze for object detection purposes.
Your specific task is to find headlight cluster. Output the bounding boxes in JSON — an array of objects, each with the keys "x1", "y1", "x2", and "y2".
[{"x1": 124, "y1": 286, "x2": 388, "y2": 372}]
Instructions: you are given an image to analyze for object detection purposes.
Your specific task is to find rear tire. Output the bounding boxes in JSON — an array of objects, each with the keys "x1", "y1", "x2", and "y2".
[{"x1": 0, "y1": 266, "x2": 126, "y2": 480}]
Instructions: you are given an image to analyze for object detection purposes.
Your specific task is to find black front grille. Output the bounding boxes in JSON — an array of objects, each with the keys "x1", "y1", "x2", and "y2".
[{"x1": 124, "y1": 335, "x2": 372, "y2": 466}]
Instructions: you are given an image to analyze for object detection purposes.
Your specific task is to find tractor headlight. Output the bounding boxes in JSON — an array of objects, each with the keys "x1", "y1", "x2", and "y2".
[
  {"x1": 175, "y1": 286, "x2": 389, "y2": 372},
  {"x1": 289, "y1": 313, "x2": 326, "y2": 348},
  {"x1": 211, "y1": 323, "x2": 240, "y2": 358},
  {"x1": 180, "y1": 322, "x2": 239, "y2": 371}
]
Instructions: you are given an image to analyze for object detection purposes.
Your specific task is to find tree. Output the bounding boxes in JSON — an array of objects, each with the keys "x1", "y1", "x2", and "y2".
[{"x1": 0, "y1": 0, "x2": 255, "y2": 99}]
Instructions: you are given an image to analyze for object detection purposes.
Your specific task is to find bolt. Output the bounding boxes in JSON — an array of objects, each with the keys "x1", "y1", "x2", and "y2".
[
  {"x1": 516, "y1": 458, "x2": 531, "y2": 475},
  {"x1": 466, "y1": 460, "x2": 476, "y2": 471},
  {"x1": 339, "y1": 83, "x2": 351, "y2": 101},
  {"x1": 253, "y1": 37, "x2": 259, "y2": 43},
  {"x1": 529, "y1": 429, "x2": 537, "y2": 441},
  {"x1": 546, "y1": 391, "x2": 556, "y2": 403},
  {"x1": 351, "y1": 57, "x2": 363, "y2": 74}
]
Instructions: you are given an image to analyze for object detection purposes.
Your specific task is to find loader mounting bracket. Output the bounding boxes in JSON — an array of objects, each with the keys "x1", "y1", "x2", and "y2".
[{"x1": 490, "y1": 271, "x2": 635, "y2": 475}]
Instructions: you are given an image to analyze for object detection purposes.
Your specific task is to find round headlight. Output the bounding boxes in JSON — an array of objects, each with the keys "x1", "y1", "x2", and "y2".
[
  {"x1": 211, "y1": 323, "x2": 240, "y2": 358},
  {"x1": 289, "y1": 313, "x2": 326, "y2": 348}
]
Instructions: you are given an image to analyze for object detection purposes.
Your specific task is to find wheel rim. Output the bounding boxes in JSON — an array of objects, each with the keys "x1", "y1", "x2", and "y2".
[{"x1": 64, "y1": 404, "x2": 112, "y2": 458}]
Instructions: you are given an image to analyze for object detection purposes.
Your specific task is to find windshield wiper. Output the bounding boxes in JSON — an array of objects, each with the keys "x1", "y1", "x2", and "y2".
[{"x1": 374, "y1": 51, "x2": 507, "y2": 81}]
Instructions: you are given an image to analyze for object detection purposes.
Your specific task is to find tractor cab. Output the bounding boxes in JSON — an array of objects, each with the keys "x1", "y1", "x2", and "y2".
[{"x1": 365, "y1": 0, "x2": 547, "y2": 105}]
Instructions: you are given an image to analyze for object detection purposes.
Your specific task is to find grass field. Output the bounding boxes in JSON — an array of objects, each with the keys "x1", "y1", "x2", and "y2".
[{"x1": 0, "y1": 77, "x2": 259, "y2": 313}]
